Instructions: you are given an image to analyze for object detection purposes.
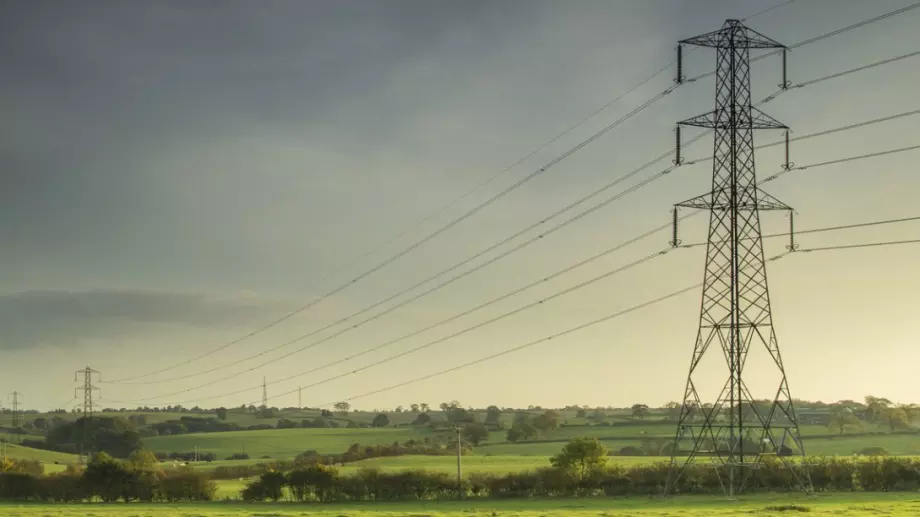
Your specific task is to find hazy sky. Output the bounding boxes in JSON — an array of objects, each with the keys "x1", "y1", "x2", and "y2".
[{"x1": 2, "y1": 0, "x2": 918, "y2": 413}]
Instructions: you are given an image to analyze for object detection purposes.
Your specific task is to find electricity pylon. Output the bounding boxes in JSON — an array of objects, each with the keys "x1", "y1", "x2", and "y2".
[
  {"x1": 74, "y1": 366, "x2": 101, "y2": 464},
  {"x1": 665, "y1": 19, "x2": 811, "y2": 496}
]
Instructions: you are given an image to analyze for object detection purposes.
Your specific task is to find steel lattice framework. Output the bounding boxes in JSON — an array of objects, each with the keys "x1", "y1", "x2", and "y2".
[{"x1": 665, "y1": 20, "x2": 811, "y2": 497}]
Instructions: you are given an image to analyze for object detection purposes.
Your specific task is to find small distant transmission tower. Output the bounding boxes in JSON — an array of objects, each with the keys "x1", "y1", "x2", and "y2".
[
  {"x1": 298, "y1": 386, "x2": 302, "y2": 410},
  {"x1": 261, "y1": 377, "x2": 268, "y2": 410},
  {"x1": 74, "y1": 366, "x2": 101, "y2": 463},
  {"x1": 75, "y1": 366, "x2": 101, "y2": 418},
  {"x1": 665, "y1": 20, "x2": 810, "y2": 496},
  {"x1": 8, "y1": 392, "x2": 22, "y2": 428}
]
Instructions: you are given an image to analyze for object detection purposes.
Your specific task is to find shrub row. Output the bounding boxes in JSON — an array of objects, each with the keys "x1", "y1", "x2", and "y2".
[
  {"x1": 0, "y1": 453, "x2": 215, "y2": 502},
  {"x1": 0, "y1": 470, "x2": 214, "y2": 502},
  {"x1": 240, "y1": 456, "x2": 920, "y2": 501}
]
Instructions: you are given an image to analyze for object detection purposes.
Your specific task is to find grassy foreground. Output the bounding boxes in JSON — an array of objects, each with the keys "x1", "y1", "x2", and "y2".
[{"x1": 2, "y1": 493, "x2": 920, "y2": 516}]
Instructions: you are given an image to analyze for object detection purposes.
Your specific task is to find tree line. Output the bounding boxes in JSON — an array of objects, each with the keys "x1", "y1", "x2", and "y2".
[
  {"x1": 0, "y1": 451, "x2": 214, "y2": 502},
  {"x1": 239, "y1": 438, "x2": 920, "y2": 501}
]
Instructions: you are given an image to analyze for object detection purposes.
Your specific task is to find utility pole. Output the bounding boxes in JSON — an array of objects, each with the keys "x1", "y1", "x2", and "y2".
[
  {"x1": 74, "y1": 366, "x2": 101, "y2": 464},
  {"x1": 454, "y1": 426, "x2": 463, "y2": 499},
  {"x1": 298, "y1": 386, "x2": 302, "y2": 410},
  {"x1": 665, "y1": 20, "x2": 811, "y2": 497}
]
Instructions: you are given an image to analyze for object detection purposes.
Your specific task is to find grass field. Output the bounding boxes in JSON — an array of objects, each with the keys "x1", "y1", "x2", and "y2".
[
  {"x1": 3, "y1": 493, "x2": 920, "y2": 516},
  {"x1": 145, "y1": 427, "x2": 432, "y2": 459},
  {"x1": 2, "y1": 443, "x2": 79, "y2": 464},
  {"x1": 143, "y1": 421, "x2": 920, "y2": 461}
]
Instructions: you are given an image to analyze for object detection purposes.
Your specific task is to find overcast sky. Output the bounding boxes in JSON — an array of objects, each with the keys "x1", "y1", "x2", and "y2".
[{"x1": 1, "y1": 0, "x2": 918, "y2": 413}]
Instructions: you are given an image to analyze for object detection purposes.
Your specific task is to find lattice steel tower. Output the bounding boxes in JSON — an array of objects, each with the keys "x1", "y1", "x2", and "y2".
[
  {"x1": 75, "y1": 366, "x2": 101, "y2": 418},
  {"x1": 665, "y1": 20, "x2": 810, "y2": 496}
]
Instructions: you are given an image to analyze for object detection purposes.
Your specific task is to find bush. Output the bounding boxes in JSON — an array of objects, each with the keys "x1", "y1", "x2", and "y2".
[
  {"x1": 617, "y1": 445, "x2": 646, "y2": 456},
  {"x1": 226, "y1": 453, "x2": 250, "y2": 460},
  {"x1": 858, "y1": 447, "x2": 890, "y2": 456},
  {"x1": 159, "y1": 470, "x2": 216, "y2": 501}
]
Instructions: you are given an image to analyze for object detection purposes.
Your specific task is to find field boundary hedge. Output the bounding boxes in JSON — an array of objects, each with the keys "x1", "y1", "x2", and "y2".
[{"x1": 239, "y1": 456, "x2": 920, "y2": 502}]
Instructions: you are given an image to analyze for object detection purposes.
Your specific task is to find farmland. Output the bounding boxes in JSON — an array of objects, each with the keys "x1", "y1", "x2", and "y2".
[{"x1": 2, "y1": 493, "x2": 920, "y2": 516}]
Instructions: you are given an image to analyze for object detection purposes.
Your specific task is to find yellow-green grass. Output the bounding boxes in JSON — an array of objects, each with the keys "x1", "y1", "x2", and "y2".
[
  {"x1": 337, "y1": 454, "x2": 670, "y2": 475},
  {"x1": 145, "y1": 427, "x2": 431, "y2": 459},
  {"x1": 3, "y1": 443, "x2": 79, "y2": 464},
  {"x1": 3, "y1": 493, "x2": 920, "y2": 515}
]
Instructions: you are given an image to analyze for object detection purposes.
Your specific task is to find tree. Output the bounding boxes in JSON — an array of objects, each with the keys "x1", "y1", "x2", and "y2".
[
  {"x1": 411, "y1": 413, "x2": 431, "y2": 426},
  {"x1": 334, "y1": 402, "x2": 351, "y2": 414},
  {"x1": 447, "y1": 407, "x2": 475, "y2": 425},
  {"x1": 550, "y1": 437, "x2": 608, "y2": 480},
  {"x1": 864, "y1": 396, "x2": 892, "y2": 423},
  {"x1": 828, "y1": 407, "x2": 862, "y2": 435},
  {"x1": 419, "y1": 403, "x2": 430, "y2": 412},
  {"x1": 631, "y1": 403, "x2": 650, "y2": 420},
  {"x1": 575, "y1": 408, "x2": 586, "y2": 418},
  {"x1": 371, "y1": 414, "x2": 390, "y2": 428},
  {"x1": 462, "y1": 422, "x2": 489, "y2": 446},
  {"x1": 216, "y1": 407, "x2": 228, "y2": 420},
  {"x1": 410, "y1": 404, "x2": 420, "y2": 413},
  {"x1": 127, "y1": 449, "x2": 161, "y2": 472},
  {"x1": 532, "y1": 410, "x2": 559, "y2": 432},
  {"x1": 883, "y1": 406, "x2": 910, "y2": 432},
  {"x1": 664, "y1": 401, "x2": 681, "y2": 421},
  {"x1": 32, "y1": 418, "x2": 48, "y2": 430},
  {"x1": 485, "y1": 405, "x2": 502, "y2": 426},
  {"x1": 47, "y1": 416, "x2": 142, "y2": 458}
]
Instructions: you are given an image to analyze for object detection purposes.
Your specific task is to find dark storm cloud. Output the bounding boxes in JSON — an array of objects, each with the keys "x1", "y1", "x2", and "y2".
[{"x1": 0, "y1": 289, "x2": 284, "y2": 349}]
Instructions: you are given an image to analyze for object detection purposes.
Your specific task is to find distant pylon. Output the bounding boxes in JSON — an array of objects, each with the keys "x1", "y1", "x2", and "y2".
[
  {"x1": 74, "y1": 366, "x2": 101, "y2": 418},
  {"x1": 665, "y1": 19, "x2": 811, "y2": 496},
  {"x1": 261, "y1": 377, "x2": 268, "y2": 410},
  {"x1": 298, "y1": 386, "x2": 302, "y2": 410},
  {"x1": 8, "y1": 391, "x2": 22, "y2": 429},
  {"x1": 74, "y1": 366, "x2": 101, "y2": 463}
]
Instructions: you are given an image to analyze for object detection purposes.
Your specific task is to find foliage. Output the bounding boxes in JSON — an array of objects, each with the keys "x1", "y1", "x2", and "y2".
[
  {"x1": 858, "y1": 447, "x2": 890, "y2": 456},
  {"x1": 371, "y1": 414, "x2": 390, "y2": 428},
  {"x1": 462, "y1": 423, "x2": 489, "y2": 446},
  {"x1": 412, "y1": 413, "x2": 431, "y2": 426},
  {"x1": 550, "y1": 438, "x2": 608, "y2": 480},
  {"x1": 46, "y1": 417, "x2": 143, "y2": 458},
  {"x1": 631, "y1": 404, "x2": 650, "y2": 420},
  {"x1": 828, "y1": 407, "x2": 863, "y2": 435}
]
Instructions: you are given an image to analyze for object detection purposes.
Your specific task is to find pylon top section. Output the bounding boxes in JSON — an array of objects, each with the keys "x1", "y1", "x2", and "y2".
[{"x1": 680, "y1": 19, "x2": 785, "y2": 49}]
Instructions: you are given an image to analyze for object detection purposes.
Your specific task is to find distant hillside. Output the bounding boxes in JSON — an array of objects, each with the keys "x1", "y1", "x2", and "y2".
[{"x1": 2, "y1": 443, "x2": 79, "y2": 464}]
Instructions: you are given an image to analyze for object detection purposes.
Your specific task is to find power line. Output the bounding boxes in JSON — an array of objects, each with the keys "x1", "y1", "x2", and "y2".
[
  {"x1": 118, "y1": 74, "x2": 918, "y2": 404},
  {"x1": 314, "y1": 229, "x2": 918, "y2": 407},
  {"x1": 798, "y1": 239, "x2": 920, "y2": 252},
  {"x1": 317, "y1": 284, "x2": 703, "y2": 406},
  {"x1": 685, "y1": 1, "x2": 920, "y2": 83},
  {"x1": 762, "y1": 143, "x2": 920, "y2": 183},
  {"x1": 792, "y1": 49, "x2": 920, "y2": 88},
  {"x1": 108, "y1": 81, "x2": 677, "y2": 385},
  {"x1": 247, "y1": 248, "x2": 674, "y2": 407},
  {"x1": 114, "y1": 47, "x2": 900, "y2": 394},
  {"x1": 130, "y1": 189, "x2": 916, "y2": 409},
  {"x1": 104, "y1": 0, "x2": 806, "y2": 385},
  {"x1": 681, "y1": 215, "x2": 920, "y2": 248},
  {"x1": 265, "y1": 217, "x2": 920, "y2": 408}
]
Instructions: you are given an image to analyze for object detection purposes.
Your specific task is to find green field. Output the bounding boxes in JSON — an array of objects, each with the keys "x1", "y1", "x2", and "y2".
[
  {"x1": 3, "y1": 493, "x2": 920, "y2": 516},
  {"x1": 2, "y1": 443, "x2": 79, "y2": 464},
  {"x1": 140, "y1": 419, "x2": 920, "y2": 461},
  {"x1": 145, "y1": 427, "x2": 430, "y2": 458}
]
